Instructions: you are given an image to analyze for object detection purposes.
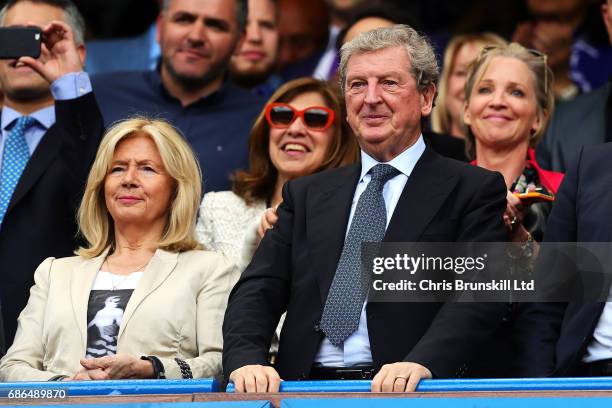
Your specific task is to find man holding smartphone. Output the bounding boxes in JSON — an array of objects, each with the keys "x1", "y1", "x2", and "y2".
[{"x1": 0, "y1": 0, "x2": 103, "y2": 346}]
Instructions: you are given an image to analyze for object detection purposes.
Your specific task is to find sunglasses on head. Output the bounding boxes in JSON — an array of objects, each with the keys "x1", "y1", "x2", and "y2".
[
  {"x1": 265, "y1": 103, "x2": 335, "y2": 131},
  {"x1": 480, "y1": 45, "x2": 549, "y2": 94}
]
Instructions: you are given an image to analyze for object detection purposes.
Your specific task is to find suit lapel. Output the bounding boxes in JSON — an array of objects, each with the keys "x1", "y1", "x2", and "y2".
[
  {"x1": 71, "y1": 249, "x2": 108, "y2": 349},
  {"x1": 307, "y1": 165, "x2": 361, "y2": 304},
  {"x1": 385, "y1": 148, "x2": 458, "y2": 242},
  {"x1": 118, "y1": 249, "x2": 178, "y2": 340},
  {"x1": 8, "y1": 124, "x2": 60, "y2": 213}
]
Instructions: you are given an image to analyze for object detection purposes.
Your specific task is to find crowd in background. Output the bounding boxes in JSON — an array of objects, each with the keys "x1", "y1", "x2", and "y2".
[{"x1": 1, "y1": 0, "x2": 612, "y2": 388}]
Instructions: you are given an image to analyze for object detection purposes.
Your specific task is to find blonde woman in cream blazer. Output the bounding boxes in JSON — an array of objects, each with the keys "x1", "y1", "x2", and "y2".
[
  {"x1": 0, "y1": 248, "x2": 234, "y2": 381},
  {"x1": 0, "y1": 117, "x2": 238, "y2": 381}
]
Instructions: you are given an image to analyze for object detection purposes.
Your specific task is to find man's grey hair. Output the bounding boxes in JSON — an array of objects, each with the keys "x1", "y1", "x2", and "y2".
[
  {"x1": 162, "y1": 0, "x2": 248, "y2": 32},
  {"x1": 338, "y1": 24, "x2": 439, "y2": 95},
  {"x1": 0, "y1": 0, "x2": 85, "y2": 45}
]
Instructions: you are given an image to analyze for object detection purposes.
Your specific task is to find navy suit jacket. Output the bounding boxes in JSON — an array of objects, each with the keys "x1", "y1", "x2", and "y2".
[
  {"x1": 223, "y1": 147, "x2": 508, "y2": 381},
  {"x1": 521, "y1": 143, "x2": 612, "y2": 376},
  {"x1": 0, "y1": 93, "x2": 103, "y2": 345}
]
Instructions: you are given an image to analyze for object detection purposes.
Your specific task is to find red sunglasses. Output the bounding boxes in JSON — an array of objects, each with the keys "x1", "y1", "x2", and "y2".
[{"x1": 265, "y1": 103, "x2": 335, "y2": 131}]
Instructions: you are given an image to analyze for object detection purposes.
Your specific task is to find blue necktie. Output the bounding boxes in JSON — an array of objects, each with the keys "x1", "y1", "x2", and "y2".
[
  {"x1": 320, "y1": 163, "x2": 400, "y2": 346},
  {"x1": 0, "y1": 116, "x2": 36, "y2": 226}
]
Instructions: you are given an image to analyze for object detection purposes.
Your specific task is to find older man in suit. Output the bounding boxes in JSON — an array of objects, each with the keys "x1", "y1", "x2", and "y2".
[
  {"x1": 0, "y1": 0, "x2": 103, "y2": 345},
  {"x1": 222, "y1": 25, "x2": 508, "y2": 393}
]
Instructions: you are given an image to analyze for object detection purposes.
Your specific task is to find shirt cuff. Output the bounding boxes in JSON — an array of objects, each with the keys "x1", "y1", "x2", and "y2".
[{"x1": 50, "y1": 72, "x2": 92, "y2": 100}]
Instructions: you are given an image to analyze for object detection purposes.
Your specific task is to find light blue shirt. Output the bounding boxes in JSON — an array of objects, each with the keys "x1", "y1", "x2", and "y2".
[
  {"x1": 314, "y1": 135, "x2": 426, "y2": 367},
  {"x1": 0, "y1": 72, "x2": 92, "y2": 170}
]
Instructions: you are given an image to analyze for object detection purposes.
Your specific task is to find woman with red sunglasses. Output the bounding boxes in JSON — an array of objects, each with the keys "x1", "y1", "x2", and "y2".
[
  {"x1": 196, "y1": 78, "x2": 358, "y2": 358},
  {"x1": 196, "y1": 76, "x2": 358, "y2": 279}
]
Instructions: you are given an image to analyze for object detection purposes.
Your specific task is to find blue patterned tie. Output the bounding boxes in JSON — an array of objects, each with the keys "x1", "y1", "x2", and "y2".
[
  {"x1": 320, "y1": 163, "x2": 400, "y2": 346},
  {"x1": 0, "y1": 116, "x2": 36, "y2": 226}
]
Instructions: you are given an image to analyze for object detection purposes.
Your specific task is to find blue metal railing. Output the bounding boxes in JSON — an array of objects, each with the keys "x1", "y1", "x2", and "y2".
[{"x1": 226, "y1": 377, "x2": 612, "y2": 393}]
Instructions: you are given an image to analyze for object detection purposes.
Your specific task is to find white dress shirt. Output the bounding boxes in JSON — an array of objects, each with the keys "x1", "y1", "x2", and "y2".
[
  {"x1": 583, "y1": 291, "x2": 612, "y2": 362},
  {"x1": 314, "y1": 136, "x2": 426, "y2": 366}
]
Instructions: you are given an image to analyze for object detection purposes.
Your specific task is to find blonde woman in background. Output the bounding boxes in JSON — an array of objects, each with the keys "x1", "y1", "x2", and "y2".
[
  {"x1": 461, "y1": 43, "x2": 563, "y2": 377},
  {"x1": 432, "y1": 33, "x2": 507, "y2": 139},
  {"x1": 463, "y1": 43, "x2": 563, "y2": 244}
]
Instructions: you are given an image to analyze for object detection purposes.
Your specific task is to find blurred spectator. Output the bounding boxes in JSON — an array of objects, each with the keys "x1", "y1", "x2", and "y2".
[
  {"x1": 83, "y1": 1, "x2": 160, "y2": 75},
  {"x1": 326, "y1": 0, "x2": 367, "y2": 29},
  {"x1": 229, "y1": 0, "x2": 281, "y2": 98},
  {"x1": 420, "y1": 0, "x2": 521, "y2": 41},
  {"x1": 276, "y1": 0, "x2": 331, "y2": 80},
  {"x1": 315, "y1": 0, "x2": 369, "y2": 80},
  {"x1": 513, "y1": 0, "x2": 612, "y2": 100},
  {"x1": 0, "y1": 1, "x2": 103, "y2": 345},
  {"x1": 85, "y1": 23, "x2": 160, "y2": 75},
  {"x1": 431, "y1": 33, "x2": 507, "y2": 139},
  {"x1": 74, "y1": 0, "x2": 159, "y2": 39},
  {"x1": 330, "y1": 10, "x2": 395, "y2": 93},
  {"x1": 335, "y1": 3, "x2": 421, "y2": 45},
  {"x1": 341, "y1": 15, "x2": 393, "y2": 44},
  {"x1": 91, "y1": 0, "x2": 264, "y2": 192},
  {"x1": 537, "y1": 0, "x2": 612, "y2": 172},
  {"x1": 0, "y1": 118, "x2": 236, "y2": 381}
]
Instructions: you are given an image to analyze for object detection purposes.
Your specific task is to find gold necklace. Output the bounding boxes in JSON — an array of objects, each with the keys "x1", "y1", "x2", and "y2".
[{"x1": 105, "y1": 256, "x2": 150, "y2": 291}]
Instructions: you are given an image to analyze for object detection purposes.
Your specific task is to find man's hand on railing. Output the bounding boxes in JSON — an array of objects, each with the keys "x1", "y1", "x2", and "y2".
[
  {"x1": 371, "y1": 362, "x2": 432, "y2": 392},
  {"x1": 230, "y1": 364, "x2": 281, "y2": 393}
]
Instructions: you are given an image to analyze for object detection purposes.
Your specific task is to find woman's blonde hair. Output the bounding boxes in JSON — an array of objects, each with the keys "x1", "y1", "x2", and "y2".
[
  {"x1": 77, "y1": 117, "x2": 203, "y2": 258},
  {"x1": 463, "y1": 42, "x2": 555, "y2": 159},
  {"x1": 431, "y1": 32, "x2": 507, "y2": 135}
]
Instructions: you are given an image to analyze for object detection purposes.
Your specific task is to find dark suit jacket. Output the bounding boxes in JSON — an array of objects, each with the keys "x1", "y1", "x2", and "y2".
[
  {"x1": 536, "y1": 82, "x2": 611, "y2": 172},
  {"x1": 0, "y1": 305, "x2": 4, "y2": 358},
  {"x1": 527, "y1": 143, "x2": 612, "y2": 376},
  {"x1": 0, "y1": 93, "x2": 103, "y2": 345},
  {"x1": 223, "y1": 147, "x2": 508, "y2": 381}
]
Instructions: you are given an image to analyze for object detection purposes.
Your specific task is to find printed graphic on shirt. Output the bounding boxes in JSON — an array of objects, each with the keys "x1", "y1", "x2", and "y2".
[{"x1": 85, "y1": 289, "x2": 133, "y2": 358}]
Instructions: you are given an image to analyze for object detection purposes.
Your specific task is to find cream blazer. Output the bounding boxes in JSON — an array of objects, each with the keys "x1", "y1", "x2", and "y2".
[{"x1": 0, "y1": 248, "x2": 237, "y2": 381}]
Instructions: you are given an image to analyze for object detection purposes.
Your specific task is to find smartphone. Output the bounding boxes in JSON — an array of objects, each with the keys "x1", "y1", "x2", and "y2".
[
  {"x1": 0, "y1": 27, "x2": 41, "y2": 59},
  {"x1": 514, "y1": 191, "x2": 555, "y2": 205}
]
